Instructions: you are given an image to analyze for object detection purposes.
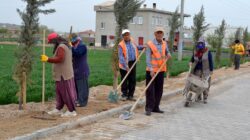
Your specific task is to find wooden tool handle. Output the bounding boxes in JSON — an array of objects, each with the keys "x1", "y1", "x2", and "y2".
[
  {"x1": 42, "y1": 29, "x2": 46, "y2": 104},
  {"x1": 130, "y1": 58, "x2": 169, "y2": 112},
  {"x1": 116, "y1": 48, "x2": 146, "y2": 91}
]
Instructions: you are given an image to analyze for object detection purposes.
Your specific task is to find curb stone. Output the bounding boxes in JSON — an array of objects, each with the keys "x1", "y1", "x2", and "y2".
[{"x1": 11, "y1": 69, "x2": 250, "y2": 140}]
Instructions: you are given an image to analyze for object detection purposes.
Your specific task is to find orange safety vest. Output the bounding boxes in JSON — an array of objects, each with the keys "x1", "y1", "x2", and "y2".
[
  {"x1": 146, "y1": 41, "x2": 167, "y2": 72},
  {"x1": 118, "y1": 38, "x2": 139, "y2": 70}
]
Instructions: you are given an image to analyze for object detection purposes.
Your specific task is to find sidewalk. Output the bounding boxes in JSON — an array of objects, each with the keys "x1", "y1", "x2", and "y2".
[
  {"x1": 40, "y1": 70, "x2": 250, "y2": 140},
  {"x1": 5, "y1": 63, "x2": 250, "y2": 140}
]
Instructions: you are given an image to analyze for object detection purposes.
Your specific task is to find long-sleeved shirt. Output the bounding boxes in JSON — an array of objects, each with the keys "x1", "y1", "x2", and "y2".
[
  {"x1": 72, "y1": 40, "x2": 90, "y2": 79},
  {"x1": 118, "y1": 40, "x2": 144, "y2": 69},
  {"x1": 190, "y1": 50, "x2": 214, "y2": 72},
  {"x1": 232, "y1": 43, "x2": 245, "y2": 55},
  {"x1": 48, "y1": 47, "x2": 65, "y2": 63},
  {"x1": 146, "y1": 39, "x2": 170, "y2": 71}
]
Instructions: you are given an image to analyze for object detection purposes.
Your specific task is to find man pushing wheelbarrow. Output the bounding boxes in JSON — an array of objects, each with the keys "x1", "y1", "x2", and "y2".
[{"x1": 183, "y1": 37, "x2": 214, "y2": 107}]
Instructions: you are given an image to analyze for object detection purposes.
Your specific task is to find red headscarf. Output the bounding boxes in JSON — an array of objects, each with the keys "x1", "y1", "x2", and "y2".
[{"x1": 195, "y1": 48, "x2": 208, "y2": 58}]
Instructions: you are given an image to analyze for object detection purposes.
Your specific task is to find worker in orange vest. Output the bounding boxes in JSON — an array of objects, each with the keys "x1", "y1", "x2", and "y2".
[
  {"x1": 145, "y1": 26, "x2": 171, "y2": 116},
  {"x1": 118, "y1": 29, "x2": 144, "y2": 101}
]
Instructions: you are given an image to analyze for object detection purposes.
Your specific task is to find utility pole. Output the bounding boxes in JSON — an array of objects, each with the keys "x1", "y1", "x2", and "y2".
[{"x1": 178, "y1": 0, "x2": 184, "y2": 61}]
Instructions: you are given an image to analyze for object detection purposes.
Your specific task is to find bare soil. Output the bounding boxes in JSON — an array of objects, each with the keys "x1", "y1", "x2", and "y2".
[{"x1": 1, "y1": 62, "x2": 250, "y2": 140}]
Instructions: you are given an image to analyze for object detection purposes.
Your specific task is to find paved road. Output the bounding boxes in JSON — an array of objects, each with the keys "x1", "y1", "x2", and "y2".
[{"x1": 42, "y1": 73, "x2": 250, "y2": 140}]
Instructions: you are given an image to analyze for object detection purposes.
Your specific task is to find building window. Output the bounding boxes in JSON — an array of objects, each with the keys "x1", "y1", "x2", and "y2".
[
  {"x1": 165, "y1": 19, "x2": 169, "y2": 27},
  {"x1": 101, "y1": 22, "x2": 105, "y2": 29},
  {"x1": 152, "y1": 16, "x2": 163, "y2": 26},
  {"x1": 130, "y1": 17, "x2": 137, "y2": 24},
  {"x1": 138, "y1": 17, "x2": 143, "y2": 24},
  {"x1": 130, "y1": 16, "x2": 143, "y2": 25},
  {"x1": 157, "y1": 17, "x2": 163, "y2": 25}
]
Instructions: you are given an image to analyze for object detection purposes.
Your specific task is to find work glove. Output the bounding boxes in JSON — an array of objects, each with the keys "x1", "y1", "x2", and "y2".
[{"x1": 40, "y1": 54, "x2": 49, "y2": 62}]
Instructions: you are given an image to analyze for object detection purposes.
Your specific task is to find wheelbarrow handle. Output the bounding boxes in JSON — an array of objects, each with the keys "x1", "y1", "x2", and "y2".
[{"x1": 130, "y1": 57, "x2": 169, "y2": 112}]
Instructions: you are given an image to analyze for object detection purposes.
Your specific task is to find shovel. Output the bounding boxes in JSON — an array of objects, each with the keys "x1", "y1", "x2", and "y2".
[
  {"x1": 119, "y1": 58, "x2": 169, "y2": 120},
  {"x1": 108, "y1": 48, "x2": 146, "y2": 103}
]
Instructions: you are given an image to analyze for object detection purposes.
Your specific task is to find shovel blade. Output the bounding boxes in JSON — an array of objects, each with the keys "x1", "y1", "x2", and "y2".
[
  {"x1": 119, "y1": 111, "x2": 133, "y2": 120},
  {"x1": 108, "y1": 91, "x2": 119, "y2": 103}
]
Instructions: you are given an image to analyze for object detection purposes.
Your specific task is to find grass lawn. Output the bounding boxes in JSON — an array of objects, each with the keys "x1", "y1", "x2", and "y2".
[{"x1": 0, "y1": 44, "x2": 239, "y2": 105}]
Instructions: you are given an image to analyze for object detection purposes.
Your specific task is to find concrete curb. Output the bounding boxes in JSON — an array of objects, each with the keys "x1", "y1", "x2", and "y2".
[{"x1": 11, "y1": 69, "x2": 250, "y2": 140}]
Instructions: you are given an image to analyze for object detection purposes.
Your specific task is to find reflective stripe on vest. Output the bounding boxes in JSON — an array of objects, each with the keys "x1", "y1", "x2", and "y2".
[
  {"x1": 146, "y1": 41, "x2": 167, "y2": 72},
  {"x1": 118, "y1": 38, "x2": 139, "y2": 69}
]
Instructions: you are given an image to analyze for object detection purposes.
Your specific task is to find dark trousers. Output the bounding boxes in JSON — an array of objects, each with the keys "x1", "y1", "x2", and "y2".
[
  {"x1": 120, "y1": 61, "x2": 136, "y2": 98},
  {"x1": 234, "y1": 54, "x2": 241, "y2": 70},
  {"x1": 75, "y1": 76, "x2": 89, "y2": 107},
  {"x1": 145, "y1": 71, "x2": 165, "y2": 111}
]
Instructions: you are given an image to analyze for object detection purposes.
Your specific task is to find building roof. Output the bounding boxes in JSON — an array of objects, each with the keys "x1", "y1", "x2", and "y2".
[
  {"x1": 78, "y1": 29, "x2": 95, "y2": 35},
  {"x1": 94, "y1": 1, "x2": 190, "y2": 17},
  {"x1": 94, "y1": 0, "x2": 115, "y2": 11}
]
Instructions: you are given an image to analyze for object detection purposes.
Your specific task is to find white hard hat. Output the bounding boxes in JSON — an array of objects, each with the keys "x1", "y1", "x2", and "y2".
[{"x1": 122, "y1": 29, "x2": 130, "y2": 35}]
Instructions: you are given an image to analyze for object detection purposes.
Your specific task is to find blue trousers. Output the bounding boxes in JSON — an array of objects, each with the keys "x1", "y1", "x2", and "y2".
[{"x1": 75, "y1": 76, "x2": 89, "y2": 107}]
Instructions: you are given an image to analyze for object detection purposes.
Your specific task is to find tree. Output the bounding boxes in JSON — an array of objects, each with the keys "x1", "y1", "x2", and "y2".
[
  {"x1": 167, "y1": 7, "x2": 181, "y2": 78},
  {"x1": 13, "y1": 0, "x2": 55, "y2": 110},
  {"x1": 168, "y1": 7, "x2": 181, "y2": 53},
  {"x1": 0, "y1": 28, "x2": 8, "y2": 39},
  {"x1": 214, "y1": 19, "x2": 226, "y2": 68},
  {"x1": 112, "y1": 0, "x2": 144, "y2": 90},
  {"x1": 206, "y1": 20, "x2": 226, "y2": 68},
  {"x1": 207, "y1": 33, "x2": 219, "y2": 49},
  {"x1": 242, "y1": 27, "x2": 249, "y2": 62},
  {"x1": 192, "y1": 6, "x2": 209, "y2": 49}
]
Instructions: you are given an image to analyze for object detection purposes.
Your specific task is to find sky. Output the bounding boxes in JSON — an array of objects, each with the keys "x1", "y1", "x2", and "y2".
[{"x1": 1, "y1": 0, "x2": 250, "y2": 32}]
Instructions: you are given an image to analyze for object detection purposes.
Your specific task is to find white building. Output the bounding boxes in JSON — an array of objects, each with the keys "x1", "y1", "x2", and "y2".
[{"x1": 94, "y1": 1, "x2": 190, "y2": 47}]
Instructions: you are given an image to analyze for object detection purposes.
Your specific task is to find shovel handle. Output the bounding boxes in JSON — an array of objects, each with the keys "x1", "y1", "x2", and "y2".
[
  {"x1": 130, "y1": 57, "x2": 169, "y2": 112},
  {"x1": 116, "y1": 48, "x2": 146, "y2": 91},
  {"x1": 42, "y1": 29, "x2": 46, "y2": 104}
]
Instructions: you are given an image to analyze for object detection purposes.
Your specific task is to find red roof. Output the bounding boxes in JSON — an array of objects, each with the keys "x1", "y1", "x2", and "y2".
[{"x1": 78, "y1": 30, "x2": 95, "y2": 35}]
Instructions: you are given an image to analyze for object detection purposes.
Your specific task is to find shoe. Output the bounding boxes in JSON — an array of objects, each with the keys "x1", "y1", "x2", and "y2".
[
  {"x1": 120, "y1": 96, "x2": 127, "y2": 101},
  {"x1": 47, "y1": 109, "x2": 62, "y2": 115},
  {"x1": 204, "y1": 100, "x2": 207, "y2": 104},
  {"x1": 145, "y1": 111, "x2": 151, "y2": 116},
  {"x1": 61, "y1": 111, "x2": 77, "y2": 117},
  {"x1": 184, "y1": 101, "x2": 190, "y2": 107},
  {"x1": 76, "y1": 103, "x2": 87, "y2": 107},
  {"x1": 152, "y1": 109, "x2": 164, "y2": 113},
  {"x1": 127, "y1": 96, "x2": 136, "y2": 101}
]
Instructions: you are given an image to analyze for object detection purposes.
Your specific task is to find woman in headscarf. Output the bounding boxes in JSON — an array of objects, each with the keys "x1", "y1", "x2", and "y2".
[
  {"x1": 184, "y1": 37, "x2": 214, "y2": 106},
  {"x1": 40, "y1": 32, "x2": 77, "y2": 117}
]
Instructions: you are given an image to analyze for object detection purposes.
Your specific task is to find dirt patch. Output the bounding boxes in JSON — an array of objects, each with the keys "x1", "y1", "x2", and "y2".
[{"x1": 1, "y1": 62, "x2": 250, "y2": 140}]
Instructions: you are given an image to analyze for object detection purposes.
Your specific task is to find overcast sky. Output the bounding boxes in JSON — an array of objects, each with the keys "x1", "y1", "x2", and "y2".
[{"x1": 1, "y1": 0, "x2": 250, "y2": 32}]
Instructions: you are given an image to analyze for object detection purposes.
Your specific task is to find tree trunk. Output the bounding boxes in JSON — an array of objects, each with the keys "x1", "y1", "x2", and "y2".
[
  {"x1": 18, "y1": 89, "x2": 23, "y2": 110},
  {"x1": 113, "y1": 71, "x2": 119, "y2": 90},
  {"x1": 19, "y1": 72, "x2": 26, "y2": 110},
  {"x1": 22, "y1": 72, "x2": 27, "y2": 109},
  {"x1": 215, "y1": 47, "x2": 221, "y2": 68}
]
